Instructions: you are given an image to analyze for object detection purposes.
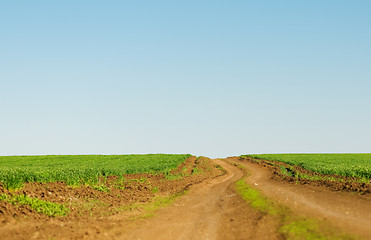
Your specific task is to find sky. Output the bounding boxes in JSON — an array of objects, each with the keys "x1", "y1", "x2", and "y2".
[{"x1": 1, "y1": 1, "x2": 370, "y2": 158}]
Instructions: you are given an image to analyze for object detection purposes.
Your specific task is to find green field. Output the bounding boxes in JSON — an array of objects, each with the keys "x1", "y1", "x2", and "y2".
[
  {"x1": 0, "y1": 154, "x2": 191, "y2": 189},
  {"x1": 244, "y1": 154, "x2": 371, "y2": 180}
]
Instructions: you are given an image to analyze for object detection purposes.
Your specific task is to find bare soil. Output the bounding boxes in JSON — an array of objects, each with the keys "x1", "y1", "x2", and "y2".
[
  {"x1": 0, "y1": 157, "x2": 223, "y2": 239},
  {"x1": 120, "y1": 158, "x2": 281, "y2": 240},
  {"x1": 1, "y1": 156, "x2": 371, "y2": 240},
  {"x1": 232, "y1": 157, "x2": 371, "y2": 240},
  {"x1": 243, "y1": 156, "x2": 371, "y2": 193}
]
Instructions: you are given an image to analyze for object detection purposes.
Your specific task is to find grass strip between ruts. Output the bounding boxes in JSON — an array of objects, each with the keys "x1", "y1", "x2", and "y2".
[{"x1": 235, "y1": 179, "x2": 357, "y2": 240}]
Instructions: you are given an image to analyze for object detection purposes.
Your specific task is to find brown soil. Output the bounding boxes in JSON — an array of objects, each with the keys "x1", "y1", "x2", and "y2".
[
  {"x1": 242, "y1": 156, "x2": 371, "y2": 193},
  {"x1": 1, "y1": 156, "x2": 371, "y2": 240},
  {"x1": 232, "y1": 157, "x2": 371, "y2": 240},
  {"x1": 119, "y1": 158, "x2": 281, "y2": 240},
  {"x1": 0, "y1": 156, "x2": 223, "y2": 239}
]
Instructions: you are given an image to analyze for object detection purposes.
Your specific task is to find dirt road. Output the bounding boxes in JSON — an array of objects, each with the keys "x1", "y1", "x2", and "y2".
[
  {"x1": 230, "y1": 157, "x2": 371, "y2": 239},
  {"x1": 1, "y1": 157, "x2": 370, "y2": 239},
  {"x1": 120, "y1": 158, "x2": 280, "y2": 240},
  {"x1": 120, "y1": 157, "x2": 371, "y2": 240}
]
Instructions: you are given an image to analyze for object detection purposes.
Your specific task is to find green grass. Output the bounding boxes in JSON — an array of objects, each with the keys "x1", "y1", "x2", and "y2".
[
  {"x1": 91, "y1": 184, "x2": 111, "y2": 192},
  {"x1": 0, "y1": 154, "x2": 191, "y2": 189},
  {"x1": 115, "y1": 190, "x2": 188, "y2": 219},
  {"x1": 141, "y1": 191, "x2": 187, "y2": 218},
  {"x1": 164, "y1": 172, "x2": 184, "y2": 180},
  {"x1": 280, "y1": 219, "x2": 326, "y2": 240},
  {"x1": 244, "y1": 154, "x2": 371, "y2": 179},
  {"x1": 0, "y1": 193, "x2": 69, "y2": 217},
  {"x1": 235, "y1": 179, "x2": 355, "y2": 240},
  {"x1": 235, "y1": 179, "x2": 276, "y2": 214}
]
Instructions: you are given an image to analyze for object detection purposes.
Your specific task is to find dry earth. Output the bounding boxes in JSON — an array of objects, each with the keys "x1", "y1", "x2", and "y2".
[
  {"x1": 1, "y1": 157, "x2": 370, "y2": 239},
  {"x1": 120, "y1": 158, "x2": 281, "y2": 240},
  {"x1": 229, "y1": 157, "x2": 371, "y2": 240},
  {"x1": 120, "y1": 158, "x2": 371, "y2": 240}
]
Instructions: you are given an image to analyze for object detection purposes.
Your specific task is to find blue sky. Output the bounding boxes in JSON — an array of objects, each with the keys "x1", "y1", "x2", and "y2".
[{"x1": 1, "y1": 1, "x2": 370, "y2": 157}]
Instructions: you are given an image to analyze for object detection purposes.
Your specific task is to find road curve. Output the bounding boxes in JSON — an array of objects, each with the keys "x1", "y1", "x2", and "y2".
[
  {"x1": 228, "y1": 157, "x2": 371, "y2": 240},
  {"x1": 119, "y1": 159, "x2": 280, "y2": 240},
  {"x1": 119, "y1": 157, "x2": 371, "y2": 240}
]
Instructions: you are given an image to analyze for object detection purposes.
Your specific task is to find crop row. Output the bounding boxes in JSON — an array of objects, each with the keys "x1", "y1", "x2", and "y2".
[
  {"x1": 0, "y1": 154, "x2": 191, "y2": 189},
  {"x1": 244, "y1": 153, "x2": 371, "y2": 180}
]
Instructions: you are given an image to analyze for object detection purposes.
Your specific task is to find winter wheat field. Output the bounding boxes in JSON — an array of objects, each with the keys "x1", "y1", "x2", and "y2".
[{"x1": 0, "y1": 153, "x2": 370, "y2": 240}]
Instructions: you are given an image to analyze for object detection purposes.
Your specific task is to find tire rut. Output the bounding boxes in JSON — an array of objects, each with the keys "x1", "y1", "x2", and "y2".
[
  {"x1": 228, "y1": 157, "x2": 371, "y2": 240},
  {"x1": 119, "y1": 159, "x2": 280, "y2": 240}
]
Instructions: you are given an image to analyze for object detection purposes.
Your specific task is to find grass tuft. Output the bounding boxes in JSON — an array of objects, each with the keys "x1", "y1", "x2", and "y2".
[
  {"x1": 235, "y1": 179, "x2": 276, "y2": 215},
  {"x1": 0, "y1": 193, "x2": 69, "y2": 217},
  {"x1": 235, "y1": 178, "x2": 356, "y2": 240},
  {"x1": 115, "y1": 190, "x2": 188, "y2": 219}
]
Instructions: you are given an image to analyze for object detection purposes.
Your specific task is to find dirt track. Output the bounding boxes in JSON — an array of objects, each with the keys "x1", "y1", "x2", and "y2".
[
  {"x1": 120, "y1": 157, "x2": 371, "y2": 240},
  {"x1": 120, "y1": 158, "x2": 280, "y2": 240},
  {"x1": 1, "y1": 157, "x2": 371, "y2": 239},
  {"x1": 230, "y1": 157, "x2": 371, "y2": 240}
]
